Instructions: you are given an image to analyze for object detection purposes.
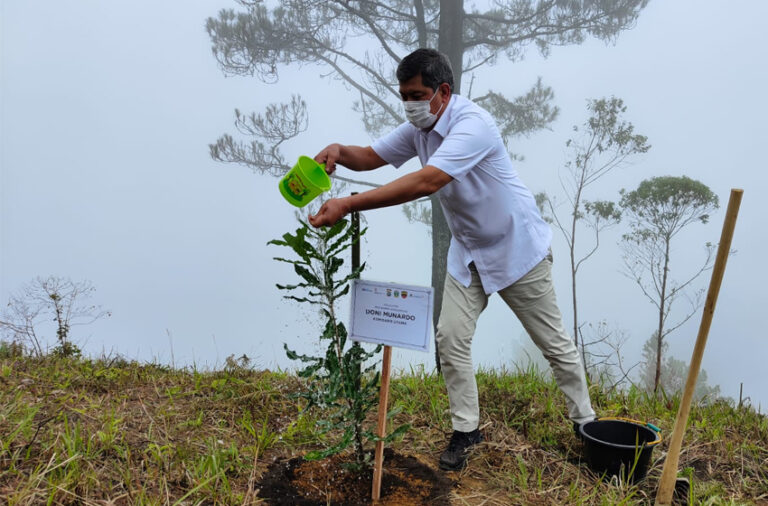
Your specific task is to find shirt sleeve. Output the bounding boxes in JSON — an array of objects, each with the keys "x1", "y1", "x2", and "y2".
[
  {"x1": 427, "y1": 113, "x2": 496, "y2": 182},
  {"x1": 371, "y1": 122, "x2": 418, "y2": 168}
]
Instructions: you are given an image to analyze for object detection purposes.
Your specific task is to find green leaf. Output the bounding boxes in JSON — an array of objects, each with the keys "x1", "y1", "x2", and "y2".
[
  {"x1": 282, "y1": 295, "x2": 320, "y2": 305},
  {"x1": 275, "y1": 282, "x2": 312, "y2": 292},
  {"x1": 284, "y1": 343, "x2": 320, "y2": 364},
  {"x1": 326, "y1": 225, "x2": 366, "y2": 258},
  {"x1": 384, "y1": 423, "x2": 411, "y2": 443},
  {"x1": 294, "y1": 264, "x2": 320, "y2": 286},
  {"x1": 386, "y1": 404, "x2": 403, "y2": 419},
  {"x1": 325, "y1": 256, "x2": 344, "y2": 279},
  {"x1": 324, "y1": 219, "x2": 349, "y2": 242},
  {"x1": 271, "y1": 256, "x2": 309, "y2": 266},
  {"x1": 297, "y1": 363, "x2": 323, "y2": 377}
]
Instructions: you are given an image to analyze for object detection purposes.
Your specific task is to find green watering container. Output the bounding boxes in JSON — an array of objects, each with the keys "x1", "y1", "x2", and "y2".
[{"x1": 279, "y1": 156, "x2": 332, "y2": 207}]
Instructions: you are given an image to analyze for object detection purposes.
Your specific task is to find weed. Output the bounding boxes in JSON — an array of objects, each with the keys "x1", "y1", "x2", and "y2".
[{"x1": 239, "y1": 413, "x2": 278, "y2": 456}]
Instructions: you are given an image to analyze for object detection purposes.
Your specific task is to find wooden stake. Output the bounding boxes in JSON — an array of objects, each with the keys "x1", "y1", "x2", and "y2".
[
  {"x1": 351, "y1": 197, "x2": 362, "y2": 387},
  {"x1": 655, "y1": 189, "x2": 743, "y2": 506},
  {"x1": 372, "y1": 345, "x2": 392, "y2": 502},
  {"x1": 351, "y1": 193, "x2": 360, "y2": 274}
]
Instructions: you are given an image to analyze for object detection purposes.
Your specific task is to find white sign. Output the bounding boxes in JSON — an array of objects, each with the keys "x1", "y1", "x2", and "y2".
[{"x1": 349, "y1": 279, "x2": 434, "y2": 352}]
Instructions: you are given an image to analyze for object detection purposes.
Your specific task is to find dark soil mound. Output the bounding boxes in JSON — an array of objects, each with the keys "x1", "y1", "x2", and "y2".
[{"x1": 257, "y1": 448, "x2": 453, "y2": 505}]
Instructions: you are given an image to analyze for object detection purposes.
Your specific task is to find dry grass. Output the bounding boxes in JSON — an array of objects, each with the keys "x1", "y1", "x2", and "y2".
[{"x1": 1, "y1": 352, "x2": 766, "y2": 505}]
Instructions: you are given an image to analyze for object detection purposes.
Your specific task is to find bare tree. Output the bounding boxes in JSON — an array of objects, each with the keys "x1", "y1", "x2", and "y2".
[
  {"x1": 0, "y1": 276, "x2": 111, "y2": 357},
  {"x1": 620, "y1": 176, "x2": 719, "y2": 393},
  {"x1": 639, "y1": 331, "x2": 721, "y2": 401},
  {"x1": 538, "y1": 97, "x2": 649, "y2": 366},
  {"x1": 579, "y1": 321, "x2": 635, "y2": 388},
  {"x1": 206, "y1": 0, "x2": 650, "y2": 357}
]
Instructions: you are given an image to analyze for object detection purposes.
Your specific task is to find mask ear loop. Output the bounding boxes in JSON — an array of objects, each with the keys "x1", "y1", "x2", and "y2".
[
  {"x1": 431, "y1": 85, "x2": 446, "y2": 118},
  {"x1": 433, "y1": 100, "x2": 445, "y2": 118}
]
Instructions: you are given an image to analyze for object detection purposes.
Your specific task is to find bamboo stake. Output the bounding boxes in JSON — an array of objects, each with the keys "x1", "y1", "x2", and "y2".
[
  {"x1": 372, "y1": 345, "x2": 393, "y2": 501},
  {"x1": 655, "y1": 188, "x2": 743, "y2": 505}
]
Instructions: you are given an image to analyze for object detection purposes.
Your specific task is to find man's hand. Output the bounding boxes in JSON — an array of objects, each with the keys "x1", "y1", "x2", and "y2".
[
  {"x1": 308, "y1": 198, "x2": 351, "y2": 228},
  {"x1": 314, "y1": 144, "x2": 342, "y2": 175}
]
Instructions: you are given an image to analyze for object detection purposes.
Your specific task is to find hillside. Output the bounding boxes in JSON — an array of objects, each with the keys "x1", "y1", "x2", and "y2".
[{"x1": 1, "y1": 351, "x2": 766, "y2": 505}]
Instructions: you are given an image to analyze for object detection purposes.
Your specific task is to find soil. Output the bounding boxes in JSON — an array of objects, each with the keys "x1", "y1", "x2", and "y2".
[{"x1": 257, "y1": 448, "x2": 454, "y2": 505}]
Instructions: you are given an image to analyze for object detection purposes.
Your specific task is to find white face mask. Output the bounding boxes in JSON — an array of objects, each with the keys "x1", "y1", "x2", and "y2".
[{"x1": 403, "y1": 88, "x2": 444, "y2": 129}]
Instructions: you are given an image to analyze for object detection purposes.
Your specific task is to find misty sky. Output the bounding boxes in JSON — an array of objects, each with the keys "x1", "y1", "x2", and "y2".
[{"x1": 2, "y1": 1, "x2": 767, "y2": 409}]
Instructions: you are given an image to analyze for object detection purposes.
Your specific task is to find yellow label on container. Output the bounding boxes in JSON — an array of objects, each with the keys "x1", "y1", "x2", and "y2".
[{"x1": 283, "y1": 173, "x2": 308, "y2": 201}]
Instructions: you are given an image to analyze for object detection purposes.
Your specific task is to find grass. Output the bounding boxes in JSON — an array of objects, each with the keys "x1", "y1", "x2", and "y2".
[{"x1": 0, "y1": 349, "x2": 766, "y2": 505}]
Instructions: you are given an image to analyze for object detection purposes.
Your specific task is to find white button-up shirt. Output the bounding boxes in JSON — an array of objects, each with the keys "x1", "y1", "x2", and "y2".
[{"x1": 372, "y1": 94, "x2": 552, "y2": 294}]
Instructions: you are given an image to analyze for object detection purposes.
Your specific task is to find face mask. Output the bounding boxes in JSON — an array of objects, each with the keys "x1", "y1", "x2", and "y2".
[{"x1": 403, "y1": 88, "x2": 443, "y2": 129}]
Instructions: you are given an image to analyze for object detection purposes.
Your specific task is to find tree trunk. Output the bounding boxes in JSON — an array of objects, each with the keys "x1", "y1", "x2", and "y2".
[
  {"x1": 52, "y1": 296, "x2": 68, "y2": 347},
  {"x1": 568, "y1": 180, "x2": 586, "y2": 375},
  {"x1": 654, "y1": 239, "x2": 672, "y2": 393},
  {"x1": 430, "y1": 195, "x2": 451, "y2": 370},
  {"x1": 413, "y1": 0, "x2": 428, "y2": 47},
  {"x1": 570, "y1": 178, "x2": 585, "y2": 351},
  {"x1": 570, "y1": 221, "x2": 579, "y2": 351},
  {"x1": 438, "y1": 0, "x2": 464, "y2": 93},
  {"x1": 432, "y1": 0, "x2": 464, "y2": 371}
]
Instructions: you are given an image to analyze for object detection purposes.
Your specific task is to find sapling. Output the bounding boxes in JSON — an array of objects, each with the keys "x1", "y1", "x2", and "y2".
[{"x1": 269, "y1": 219, "x2": 408, "y2": 469}]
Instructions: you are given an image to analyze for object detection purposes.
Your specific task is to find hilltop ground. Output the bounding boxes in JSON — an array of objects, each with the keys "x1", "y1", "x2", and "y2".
[{"x1": 1, "y1": 351, "x2": 766, "y2": 505}]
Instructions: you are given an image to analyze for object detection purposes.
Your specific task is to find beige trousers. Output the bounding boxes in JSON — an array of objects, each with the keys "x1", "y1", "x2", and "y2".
[{"x1": 436, "y1": 255, "x2": 596, "y2": 431}]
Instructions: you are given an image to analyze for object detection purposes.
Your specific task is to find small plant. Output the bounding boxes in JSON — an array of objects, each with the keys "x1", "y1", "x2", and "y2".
[
  {"x1": 269, "y1": 219, "x2": 407, "y2": 469},
  {"x1": 95, "y1": 410, "x2": 123, "y2": 454},
  {"x1": 239, "y1": 414, "x2": 278, "y2": 456},
  {"x1": 0, "y1": 340, "x2": 25, "y2": 359},
  {"x1": 224, "y1": 353, "x2": 252, "y2": 376}
]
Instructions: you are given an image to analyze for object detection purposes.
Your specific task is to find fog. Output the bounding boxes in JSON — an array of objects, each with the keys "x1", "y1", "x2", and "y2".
[{"x1": 2, "y1": 1, "x2": 766, "y2": 409}]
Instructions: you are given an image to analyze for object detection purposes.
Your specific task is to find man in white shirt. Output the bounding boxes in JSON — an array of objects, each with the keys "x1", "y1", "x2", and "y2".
[{"x1": 309, "y1": 48, "x2": 595, "y2": 471}]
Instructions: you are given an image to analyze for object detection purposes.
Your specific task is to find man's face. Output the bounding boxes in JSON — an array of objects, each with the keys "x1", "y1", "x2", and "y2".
[{"x1": 399, "y1": 74, "x2": 451, "y2": 117}]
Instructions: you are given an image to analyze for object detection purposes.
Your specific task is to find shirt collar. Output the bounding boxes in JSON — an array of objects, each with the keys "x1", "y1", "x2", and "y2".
[{"x1": 430, "y1": 95, "x2": 455, "y2": 138}]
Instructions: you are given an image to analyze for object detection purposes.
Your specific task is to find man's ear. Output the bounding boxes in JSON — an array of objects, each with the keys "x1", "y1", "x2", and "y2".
[{"x1": 439, "y1": 82, "x2": 451, "y2": 104}]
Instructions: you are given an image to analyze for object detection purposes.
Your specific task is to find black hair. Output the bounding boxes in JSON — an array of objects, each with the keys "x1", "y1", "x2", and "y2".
[{"x1": 396, "y1": 48, "x2": 454, "y2": 92}]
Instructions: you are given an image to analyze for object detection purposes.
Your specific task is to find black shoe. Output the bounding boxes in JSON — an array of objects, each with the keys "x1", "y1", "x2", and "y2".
[{"x1": 439, "y1": 429, "x2": 483, "y2": 471}]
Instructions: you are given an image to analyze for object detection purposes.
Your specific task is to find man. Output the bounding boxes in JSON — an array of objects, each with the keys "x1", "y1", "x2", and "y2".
[{"x1": 308, "y1": 48, "x2": 595, "y2": 471}]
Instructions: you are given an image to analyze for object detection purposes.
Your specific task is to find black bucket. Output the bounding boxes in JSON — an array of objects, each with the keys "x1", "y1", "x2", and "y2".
[{"x1": 579, "y1": 418, "x2": 661, "y2": 482}]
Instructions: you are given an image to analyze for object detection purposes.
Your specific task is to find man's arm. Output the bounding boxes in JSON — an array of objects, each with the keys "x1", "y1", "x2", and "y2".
[
  {"x1": 308, "y1": 165, "x2": 453, "y2": 228},
  {"x1": 315, "y1": 144, "x2": 386, "y2": 174}
]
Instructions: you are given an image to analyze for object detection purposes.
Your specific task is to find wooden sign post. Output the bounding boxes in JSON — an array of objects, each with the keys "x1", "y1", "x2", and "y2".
[
  {"x1": 348, "y1": 278, "x2": 434, "y2": 502},
  {"x1": 372, "y1": 345, "x2": 393, "y2": 501}
]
